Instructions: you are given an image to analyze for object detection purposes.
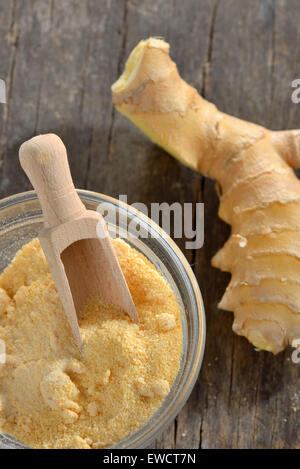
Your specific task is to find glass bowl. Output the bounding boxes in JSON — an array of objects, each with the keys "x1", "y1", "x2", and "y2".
[{"x1": 0, "y1": 190, "x2": 205, "y2": 449}]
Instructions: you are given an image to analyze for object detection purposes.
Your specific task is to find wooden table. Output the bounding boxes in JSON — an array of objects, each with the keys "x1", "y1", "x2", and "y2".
[{"x1": 0, "y1": 0, "x2": 299, "y2": 449}]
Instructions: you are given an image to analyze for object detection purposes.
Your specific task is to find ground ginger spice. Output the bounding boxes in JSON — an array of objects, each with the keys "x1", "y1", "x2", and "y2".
[{"x1": 0, "y1": 238, "x2": 182, "y2": 449}]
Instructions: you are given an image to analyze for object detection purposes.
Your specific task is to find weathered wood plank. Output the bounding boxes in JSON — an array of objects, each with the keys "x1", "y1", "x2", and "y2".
[
  {"x1": 195, "y1": 0, "x2": 300, "y2": 449},
  {"x1": 86, "y1": 0, "x2": 203, "y2": 252},
  {"x1": 0, "y1": 0, "x2": 125, "y2": 195},
  {"x1": 0, "y1": 0, "x2": 17, "y2": 163},
  {"x1": 97, "y1": 1, "x2": 209, "y2": 447},
  {"x1": 0, "y1": 1, "x2": 55, "y2": 196},
  {"x1": 0, "y1": 0, "x2": 299, "y2": 450}
]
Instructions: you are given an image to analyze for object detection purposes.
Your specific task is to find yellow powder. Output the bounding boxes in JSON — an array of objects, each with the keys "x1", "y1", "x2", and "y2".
[{"x1": 0, "y1": 238, "x2": 182, "y2": 449}]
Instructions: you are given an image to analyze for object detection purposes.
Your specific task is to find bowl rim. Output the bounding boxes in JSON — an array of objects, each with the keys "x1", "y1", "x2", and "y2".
[{"x1": 0, "y1": 189, "x2": 206, "y2": 449}]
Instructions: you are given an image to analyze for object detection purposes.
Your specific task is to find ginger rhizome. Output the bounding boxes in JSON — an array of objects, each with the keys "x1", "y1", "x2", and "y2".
[{"x1": 112, "y1": 37, "x2": 300, "y2": 354}]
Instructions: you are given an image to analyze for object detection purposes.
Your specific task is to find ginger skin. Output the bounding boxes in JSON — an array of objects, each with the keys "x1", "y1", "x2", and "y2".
[{"x1": 112, "y1": 38, "x2": 300, "y2": 354}]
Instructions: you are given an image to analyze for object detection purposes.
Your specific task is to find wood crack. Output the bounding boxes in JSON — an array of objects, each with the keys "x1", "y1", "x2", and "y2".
[
  {"x1": 50, "y1": 0, "x2": 55, "y2": 25},
  {"x1": 105, "y1": 0, "x2": 128, "y2": 165},
  {"x1": 269, "y1": 0, "x2": 276, "y2": 123},
  {"x1": 251, "y1": 361, "x2": 261, "y2": 448},
  {"x1": 228, "y1": 337, "x2": 235, "y2": 408},
  {"x1": 34, "y1": 0, "x2": 55, "y2": 135},
  {"x1": 201, "y1": 0, "x2": 219, "y2": 98},
  {"x1": 80, "y1": 0, "x2": 92, "y2": 120},
  {"x1": 190, "y1": 176, "x2": 204, "y2": 272},
  {"x1": 117, "y1": 0, "x2": 129, "y2": 78},
  {"x1": 83, "y1": 0, "x2": 95, "y2": 189},
  {"x1": 3, "y1": 0, "x2": 19, "y2": 126},
  {"x1": 199, "y1": 416, "x2": 203, "y2": 449}
]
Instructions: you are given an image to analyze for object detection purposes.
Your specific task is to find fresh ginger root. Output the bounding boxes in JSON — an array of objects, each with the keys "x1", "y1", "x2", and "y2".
[{"x1": 112, "y1": 38, "x2": 300, "y2": 354}]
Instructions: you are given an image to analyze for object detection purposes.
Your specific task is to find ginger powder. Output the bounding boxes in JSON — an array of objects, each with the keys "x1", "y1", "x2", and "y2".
[{"x1": 0, "y1": 238, "x2": 182, "y2": 449}]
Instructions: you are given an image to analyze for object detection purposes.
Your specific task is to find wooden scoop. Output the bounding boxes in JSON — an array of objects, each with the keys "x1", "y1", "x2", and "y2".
[{"x1": 19, "y1": 134, "x2": 138, "y2": 351}]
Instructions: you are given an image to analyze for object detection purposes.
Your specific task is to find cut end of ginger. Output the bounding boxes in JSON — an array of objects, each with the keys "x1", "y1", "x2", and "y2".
[
  {"x1": 111, "y1": 38, "x2": 169, "y2": 96},
  {"x1": 111, "y1": 39, "x2": 147, "y2": 94}
]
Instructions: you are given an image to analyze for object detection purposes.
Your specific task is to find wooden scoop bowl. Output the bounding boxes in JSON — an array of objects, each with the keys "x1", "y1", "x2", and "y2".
[{"x1": 19, "y1": 134, "x2": 138, "y2": 351}]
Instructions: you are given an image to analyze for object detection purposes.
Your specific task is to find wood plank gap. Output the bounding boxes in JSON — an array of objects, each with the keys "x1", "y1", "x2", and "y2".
[{"x1": 190, "y1": 175, "x2": 205, "y2": 271}]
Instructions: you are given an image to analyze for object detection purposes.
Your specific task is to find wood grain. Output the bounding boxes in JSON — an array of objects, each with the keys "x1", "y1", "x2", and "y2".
[{"x1": 0, "y1": 0, "x2": 299, "y2": 449}]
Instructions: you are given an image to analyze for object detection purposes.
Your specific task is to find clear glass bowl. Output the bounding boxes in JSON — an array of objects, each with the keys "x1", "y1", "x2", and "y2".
[{"x1": 0, "y1": 190, "x2": 205, "y2": 449}]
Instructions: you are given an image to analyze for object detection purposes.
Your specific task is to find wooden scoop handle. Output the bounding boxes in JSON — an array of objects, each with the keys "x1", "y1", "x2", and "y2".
[{"x1": 19, "y1": 134, "x2": 86, "y2": 228}]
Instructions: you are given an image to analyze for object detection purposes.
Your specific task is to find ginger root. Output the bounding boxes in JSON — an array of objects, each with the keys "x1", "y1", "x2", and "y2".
[{"x1": 112, "y1": 38, "x2": 300, "y2": 354}]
